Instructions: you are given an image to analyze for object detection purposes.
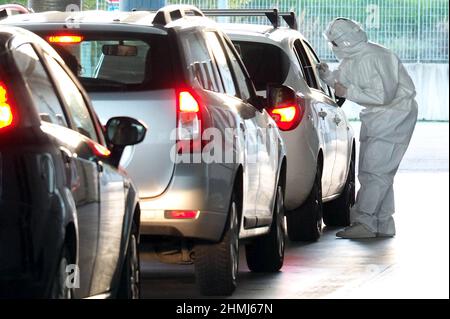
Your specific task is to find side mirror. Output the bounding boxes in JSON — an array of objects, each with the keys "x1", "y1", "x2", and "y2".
[
  {"x1": 336, "y1": 96, "x2": 346, "y2": 107},
  {"x1": 266, "y1": 84, "x2": 297, "y2": 109},
  {"x1": 105, "y1": 117, "x2": 147, "y2": 167},
  {"x1": 105, "y1": 116, "x2": 147, "y2": 147}
]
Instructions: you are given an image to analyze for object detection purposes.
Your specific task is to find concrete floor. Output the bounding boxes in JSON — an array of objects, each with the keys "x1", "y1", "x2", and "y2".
[{"x1": 140, "y1": 121, "x2": 449, "y2": 299}]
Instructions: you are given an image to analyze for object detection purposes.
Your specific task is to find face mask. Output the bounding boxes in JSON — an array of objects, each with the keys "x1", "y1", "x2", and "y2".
[
  {"x1": 332, "y1": 46, "x2": 347, "y2": 60},
  {"x1": 331, "y1": 41, "x2": 366, "y2": 60}
]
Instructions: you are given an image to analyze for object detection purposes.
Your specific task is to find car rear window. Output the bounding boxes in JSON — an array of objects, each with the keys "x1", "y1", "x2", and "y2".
[
  {"x1": 42, "y1": 32, "x2": 174, "y2": 92},
  {"x1": 232, "y1": 40, "x2": 290, "y2": 91}
]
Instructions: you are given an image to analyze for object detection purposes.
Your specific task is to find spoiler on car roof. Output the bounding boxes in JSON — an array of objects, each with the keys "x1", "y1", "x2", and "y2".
[{"x1": 202, "y1": 8, "x2": 298, "y2": 30}]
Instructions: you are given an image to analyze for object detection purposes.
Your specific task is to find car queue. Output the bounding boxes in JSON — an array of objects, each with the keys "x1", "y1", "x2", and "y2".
[{"x1": 0, "y1": 5, "x2": 355, "y2": 298}]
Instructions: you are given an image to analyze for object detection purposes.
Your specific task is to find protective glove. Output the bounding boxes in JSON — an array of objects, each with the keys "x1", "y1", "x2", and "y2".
[
  {"x1": 317, "y1": 62, "x2": 330, "y2": 80},
  {"x1": 334, "y1": 81, "x2": 348, "y2": 97}
]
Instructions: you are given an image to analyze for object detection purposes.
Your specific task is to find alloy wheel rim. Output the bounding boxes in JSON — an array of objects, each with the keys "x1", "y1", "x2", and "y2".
[
  {"x1": 349, "y1": 161, "x2": 356, "y2": 206},
  {"x1": 276, "y1": 187, "x2": 286, "y2": 257},
  {"x1": 316, "y1": 171, "x2": 323, "y2": 233},
  {"x1": 129, "y1": 234, "x2": 140, "y2": 299},
  {"x1": 230, "y1": 202, "x2": 239, "y2": 282}
]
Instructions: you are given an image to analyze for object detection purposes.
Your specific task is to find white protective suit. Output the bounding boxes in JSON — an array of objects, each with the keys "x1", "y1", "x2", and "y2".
[{"x1": 320, "y1": 18, "x2": 418, "y2": 236}]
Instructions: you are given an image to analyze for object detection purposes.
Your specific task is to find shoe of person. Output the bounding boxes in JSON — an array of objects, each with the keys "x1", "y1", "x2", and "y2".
[{"x1": 336, "y1": 223, "x2": 377, "y2": 239}]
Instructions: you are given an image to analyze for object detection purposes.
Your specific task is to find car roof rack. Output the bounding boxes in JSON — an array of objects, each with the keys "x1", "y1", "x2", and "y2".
[
  {"x1": 202, "y1": 9, "x2": 297, "y2": 30},
  {"x1": 0, "y1": 4, "x2": 32, "y2": 20},
  {"x1": 152, "y1": 5, "x2": 204, "y2": 25}
]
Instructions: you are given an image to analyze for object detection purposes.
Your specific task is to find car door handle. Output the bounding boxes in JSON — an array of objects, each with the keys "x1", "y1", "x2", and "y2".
[
  {"x1": 257, "y1": 128, "x2": 264, "y2": 140},
  {"x1": 239, "y1": 123, "x2": 246, "y2": 141},
  {"x1": 97, "y1": 160, "x2": 104, "y2": 173},
  {"x1": 60, "y1": 147, "x2": 72, "y2": 164},
  {"x1": 318, "y1": 110, "x2": 327, "y2": 119}
]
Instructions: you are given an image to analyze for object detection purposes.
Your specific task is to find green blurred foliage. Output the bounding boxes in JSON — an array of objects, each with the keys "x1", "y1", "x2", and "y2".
[
  {"x1": 0, "y1": 0, "x2": 28, "y2": 5},
  {"x1": 81, "y1": 0, "x2": 97, "y2": 10}
]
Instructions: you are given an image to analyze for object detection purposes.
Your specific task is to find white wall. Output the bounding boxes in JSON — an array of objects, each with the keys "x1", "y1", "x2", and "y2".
[{"x1": 331, "y1": 63, "x2": 449, "y2": 121}]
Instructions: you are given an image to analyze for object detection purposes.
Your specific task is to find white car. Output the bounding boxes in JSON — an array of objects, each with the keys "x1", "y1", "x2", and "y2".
[{"x1": 209, "y1": 9, "x2": 356, "y2": 241}]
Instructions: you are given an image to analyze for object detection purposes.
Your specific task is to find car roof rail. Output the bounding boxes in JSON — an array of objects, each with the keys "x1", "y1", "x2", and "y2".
[
  {"x1": 152, "y1": 5, "x2": 204, "y2": 25},
  {"x1": 202, "y1": 8, "x2": 297, "y2": 30},
  {"x1": 0, "y1": 4, "x2": 32, "y2": 20}
]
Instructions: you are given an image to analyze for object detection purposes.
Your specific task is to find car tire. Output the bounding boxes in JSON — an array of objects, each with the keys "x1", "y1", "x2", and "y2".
[
  {"x1": 117, "y1": 220, "x2": 140, "y2": 299},
  {"x1": 50, "y1": 244, "x2": 73, "y2": 299},
  {"x1": 194, "y1": 192, "x2": 240, "y2": 296},
  {"x1": 323, "y1": 149, "x2": 355, "y2": 227},
  {"x1": 286, "y1": 162, "x2": 323, "y2": 242},
  {"x1": 246, "y1": 185, "x2": 286, "y2": 272}
]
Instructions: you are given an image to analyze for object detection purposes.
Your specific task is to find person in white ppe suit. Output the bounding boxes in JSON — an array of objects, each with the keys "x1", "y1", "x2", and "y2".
[{"x1": 318, "y1": 18, "x2": 418, "y2": 239}]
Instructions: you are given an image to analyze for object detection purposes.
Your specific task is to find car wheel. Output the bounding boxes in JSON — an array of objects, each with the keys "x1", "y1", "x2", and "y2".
[
  {"x1": 50, "y1": 245, "x2": 73, "y2": 299},
  {"x1": 246, "y1": 185, "x2": 285, "y2": 272},
  {"x1": 323, "y1": 149, "x2": 355, "y2": 227},
  {"x1": 286, "y1": 162, "x2": 323, "y2": 242},
  {"x1": 118, "y1": 220, "x2": 140, "y2": 299},
  {"x1": 194, "y1": 192, "x2": 240, "y2": 296}
]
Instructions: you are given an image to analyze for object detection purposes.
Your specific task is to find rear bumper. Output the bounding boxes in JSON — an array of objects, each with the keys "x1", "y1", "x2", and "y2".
[
  {"x1": 140, "y1": 210, "x2": 227, "y2": 242},
  {"x1": 139, "y1": 162, "x2": 235, "y2": 241}
]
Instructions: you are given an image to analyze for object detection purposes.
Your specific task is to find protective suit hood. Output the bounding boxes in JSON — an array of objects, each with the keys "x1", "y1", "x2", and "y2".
[{"x1": 324, "y1": 18, "x2": 368, "y2": 60}]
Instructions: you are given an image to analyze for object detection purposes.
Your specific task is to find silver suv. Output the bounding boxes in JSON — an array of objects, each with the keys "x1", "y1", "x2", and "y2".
[{"x1": 3, "y1": 5, "x2": 289, "y2": 296}]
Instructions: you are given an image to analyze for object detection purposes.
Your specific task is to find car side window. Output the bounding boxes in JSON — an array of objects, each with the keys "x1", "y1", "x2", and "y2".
[
  {"x1": 13, "y1": 44, "x2": 68, "y2": 127},
  {"x1": 303, "y1": 40, "x2": 334, "y2": 98},
  {"x1": 181, "y1": 30, "x2": 224, "y2": 93},
  {"x1": 222, "y1": 38, "x2": 252, "y2": 101},
  {"x1": 44, "y1": 54, "x2": 99, "y2": 142},
  {"x1": 293, "y1": 39, "x2": 319, "y2": 90},
  {"x1": 205, "y1": 32, "x2": 237, "y2": 97}
]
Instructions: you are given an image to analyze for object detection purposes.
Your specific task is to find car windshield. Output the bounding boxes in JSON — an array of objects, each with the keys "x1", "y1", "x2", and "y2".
[
  {"x1": 41, "y1": 32, "x2": 174, "y2": 92},
  {"x1": 232, "y1": 40, "x2": 290, "y2": 91}
]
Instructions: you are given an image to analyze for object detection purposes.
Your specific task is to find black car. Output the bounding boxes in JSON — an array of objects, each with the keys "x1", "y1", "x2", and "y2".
[{"x1": 0, "y1": 26, "x2": 147, "y2": 299}]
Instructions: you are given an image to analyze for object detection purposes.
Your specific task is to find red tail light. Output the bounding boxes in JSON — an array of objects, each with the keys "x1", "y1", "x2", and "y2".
[
  {"x1": 268, "y1": 97, "x2": 305, "y2": 131},
  {"x1": 179, "y1": 91, "x2": 200, "y2": 113},
  {"x1": 47, "y1": 35, "x2": 84, "y2": 44},
  {"x1": 177, "y1": 90, "x2": 202, "y2": 153},
  {"x1": 0, "y1": 81, "x2": 14, "y2": 130},
  {"x1": 165, "y1": 210, "x2": 199, "y2": 219}
]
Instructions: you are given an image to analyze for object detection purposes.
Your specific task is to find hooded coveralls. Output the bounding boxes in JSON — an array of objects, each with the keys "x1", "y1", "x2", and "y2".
[{"x1": 320, "y1": 18, "x2": 418, "y2": 236}]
